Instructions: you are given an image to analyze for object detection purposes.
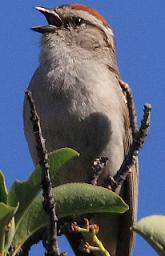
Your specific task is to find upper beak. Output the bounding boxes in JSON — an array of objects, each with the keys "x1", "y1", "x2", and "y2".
[{"x1": 32, "y1": 6, "x2": 63, "y2": 33}]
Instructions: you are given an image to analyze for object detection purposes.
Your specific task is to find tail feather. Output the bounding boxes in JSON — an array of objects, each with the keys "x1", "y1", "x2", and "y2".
[{"x1": 116, "y1": 162, "x2": 138, "y2": 256}]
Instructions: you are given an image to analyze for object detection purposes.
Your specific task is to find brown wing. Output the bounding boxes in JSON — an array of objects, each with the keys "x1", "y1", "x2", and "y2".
[{"x1": 116, "y1": 86, "x2": 139, "y2": 256}]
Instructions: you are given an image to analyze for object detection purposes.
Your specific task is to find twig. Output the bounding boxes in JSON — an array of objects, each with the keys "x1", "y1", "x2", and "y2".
[
  {"x1": 107, "y1": 104, "x2": 152, "y2": 191},
  {"x1": 71, "y1": 220, "x2": 111, "y2": 256},
  {"x1": 87, "y1": 157, "x2": 109, "y2": 185},
  {"x1": 25, "y1": 90, "x2": 61, "y2": 256},
  {"x1": 119, "y1": 80, "x2": 138, "y2": 136}
]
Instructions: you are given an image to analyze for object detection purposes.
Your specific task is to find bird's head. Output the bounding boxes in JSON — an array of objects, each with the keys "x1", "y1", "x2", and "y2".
[{"x1": 32, "y1": 4, "x2": 116, "y2": 55}]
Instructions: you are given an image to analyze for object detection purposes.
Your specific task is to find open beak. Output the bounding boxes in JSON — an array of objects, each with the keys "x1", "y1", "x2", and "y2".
[{"x1": 32, "y1": 6, "x2": 63, "y2": 33}]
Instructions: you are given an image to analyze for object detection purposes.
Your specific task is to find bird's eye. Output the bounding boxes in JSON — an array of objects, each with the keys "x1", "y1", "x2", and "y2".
[{"x1": 71, "y1": 16, "x2": 84, "y2": 27}]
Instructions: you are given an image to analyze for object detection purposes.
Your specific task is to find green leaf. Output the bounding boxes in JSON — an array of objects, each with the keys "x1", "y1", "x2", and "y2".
[
  {"x1": 0, "y1": 203, "x2": 18, "y2": 253},
  {"x1": 133, "y1": 215, "x2": 165, "y2": 255},
  {"x1": 8, "y1": 148, "x2": 79, "y2": 221},
  {"x1": 4, "y1": 218, "x2": 16, "y2": 254},
  {"x1": 13, "y1": 183, "x2": 128, "y2": 253},
  {"x1": 0, "y1": 203, "x2": 18, "y2": 228},
  {"x1": 54, "y1": 183, "x2": 128, "y2": 216},
  {"x1": 0, "y1": 171, "x2": 8, "y2": 204}
]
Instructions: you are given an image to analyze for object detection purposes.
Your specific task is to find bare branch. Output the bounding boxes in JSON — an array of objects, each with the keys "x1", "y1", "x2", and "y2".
[
  {"x1": 25, "y1": 90, "x2": 61, "y2": 256},
  {"x1": 107, "y1": 103, "x2": 152, "y2": 191},
  {"x1": 119, "y1": 80, "x2": 138, "y2": 136},
  {"x1": 87, "y1": 157, "x2": 109, "y2": 185}
]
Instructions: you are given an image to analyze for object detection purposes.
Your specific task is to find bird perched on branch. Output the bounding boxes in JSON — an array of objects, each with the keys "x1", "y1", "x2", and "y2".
[{"x1": 24, "y1": 3, "x2": 138, "y2": 256}]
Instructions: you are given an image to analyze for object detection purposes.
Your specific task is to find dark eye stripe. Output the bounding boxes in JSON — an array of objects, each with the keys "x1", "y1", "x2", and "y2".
[{"x1": 64, "y1": 16, "x2": 85, "y2": 28}]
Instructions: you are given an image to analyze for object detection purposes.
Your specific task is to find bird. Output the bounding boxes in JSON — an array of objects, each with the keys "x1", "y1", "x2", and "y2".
[{"x1": 23, "y1": 3, "x2": 138, "y2": 256}]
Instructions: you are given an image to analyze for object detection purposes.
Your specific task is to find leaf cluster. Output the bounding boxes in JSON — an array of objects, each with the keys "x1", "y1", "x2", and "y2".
[{"x1": 0, "y1": 148, "x2": 128, "y2": 256}]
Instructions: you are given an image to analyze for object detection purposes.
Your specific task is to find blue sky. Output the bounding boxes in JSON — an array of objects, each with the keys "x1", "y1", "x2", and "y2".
[{"x1": 1, "y1": 1, "x2": 165, "y2": 255}]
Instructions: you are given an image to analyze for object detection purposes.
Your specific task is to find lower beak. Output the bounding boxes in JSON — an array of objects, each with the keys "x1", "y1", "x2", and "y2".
[{"x1": 31, "y1": 25, "x2": 57, "y2": 33}]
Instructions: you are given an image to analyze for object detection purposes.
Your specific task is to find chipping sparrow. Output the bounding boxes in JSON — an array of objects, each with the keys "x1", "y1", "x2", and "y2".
[{"x1": 24, "y1": 4, "x2": 138, "y2": 256}]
